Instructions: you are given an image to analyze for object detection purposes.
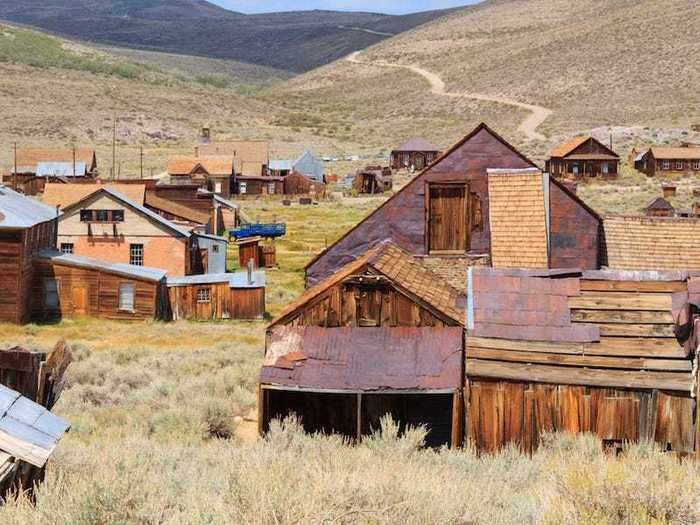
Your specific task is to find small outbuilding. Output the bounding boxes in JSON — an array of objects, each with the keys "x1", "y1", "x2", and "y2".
[
  {"x1": 283, "y1": 171, "x2": 326, "y2": 196},
  {"x1": 352, "y1": 166, "x2": 393, "y2": 194},
  {"x1": 644, "y1": 196, "x2": 675, "y2": 217},
  {"x1": 390, "y1": 138, "x2": 440, "y2": 171}
]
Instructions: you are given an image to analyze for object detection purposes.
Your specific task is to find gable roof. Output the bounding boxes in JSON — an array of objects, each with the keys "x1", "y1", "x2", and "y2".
[
  {"x1": 144, "y1": 192, "x2": 210, "y2": 224},
  {"x1": 293, "y1": 150, "x2": 324, "y2": 182},
  {"x1": 650, "y1": 147, "x2": 700, "y2": 160},
  {"x1": 273, "y1": 241, "x2": 465, "y2": 328},
  {"x1": 260, "y1": 326, "x2": 463, "y2": 393},
  {"x1": 196, "y1": 141, "x2": 269, "y2": 175},
  {"x1": 488, "y1": 169, "x2": 549, "y2": 269},
  {"x1": 43, "y1": 183, "x2": 146, "y2": 209},
  {"x1": 38, "y1": 250, "x2": 167, "y2": 282},
  {"x1": 604, "y1": 216, "x2": 700, "y2": 271},
  {"x1": 13, "y1": 148, "x2": 95, "y2": 173},
  {"x1": 305, "y1": 122, "x2": 538, "y2": 271},
  {"x1": 36, "y1": 162, "x2": 87, "y2": 178},
  {"x1": 0, "y1": 384, "x2": 70, "y2": 468},
  {"x1": 167, "y1": 155, "x2": 233, "y2": 176},
  {"x1": 645, "y1": 196, "x2": 675, "y2": 211},
  {"x1": 0, "y1": 186, "x2": 58, "y2": 229},
  {"x1": 549, "y1": 136, "x2": 619, "y2": 159},
  {"x1": 60, "y1": 188, "x2": 191, "y2": 238},
  {"x1": 393, "y1": 138, "x2": 440, "y2": 152}
]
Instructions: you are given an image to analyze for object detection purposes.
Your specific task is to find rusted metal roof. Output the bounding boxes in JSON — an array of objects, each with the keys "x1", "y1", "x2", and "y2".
[
  {"x1": 144, "y1": 192, "x2": 210, "y2": 224},
  {"x1": 43, "y1": 183, "x2": 146, "y2": 209},
  {"x1": 392, "y1": 138, "x2": 440, "y2": 153},
  {"x1": 549, "y1": 136, "x2": 590, "y2": 157},
  {"x1": 167, "y1": 155, "x2": 234, "y2": 176},
  {"x1": 12, "y1": 148, "x2": 95, "y2": 173},
  {"x1": 261, "y1": 326, "x2": 463, "y2": 392}
]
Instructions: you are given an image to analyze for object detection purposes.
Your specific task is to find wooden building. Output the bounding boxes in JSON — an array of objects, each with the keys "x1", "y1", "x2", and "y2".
[
  {"x1": 167, "y1": 270, "x2": 266, "y2": 321},
  {"x1": 259, "y1": 242, "x2": 466, "y2": 447},
  {"x1": 32, "y1": 251, "x2": 167, "y2": 321},
  {"x1": 234, "y1": 175, "x2": 284, "y2": 196},
  {"x1": 644, "y1": 197, "x2": 675, "y2": 217},
  {"x1": 546, "y1": 136, "x2": 620, "y2": 179},
  {"x1": 0, "y1": 186, "x2": 58, "y2": 324},
  {"x1": 43, "y1": 182, "x2": 146, "y2": 210},
  {"x1": 390, "y1": 138, "x2": 440, "y2": 171},
  {"x1": 166, "y1": 156, "x2": 234, "y2": 198},
  {"x1": 55, "y1": 187, "x2": 204, "y2": 276},
  {"x1": 306, "y1": 124, "x2": 602, "y2": 290},
  {"x1": 635, "y1": 147, "x2": 700, "y2": 177},
  {"x1": 283, "y1": 171, "x2": 325, "y2": 196},
  {"x1": 196, "y1": 140, "x2": 269, "y2": 177},
  {"x1": 0, "y1": 342, "x2": 71, "y2": 500},
  {"x1": 465, "y1": 267, "x2": 700, "y2": 454},
  {"x1": 352, "y1": 166, "x2": 393, "y2": 194},
  {"x1": 3, "y1": 148, "x2": 97, "y2": 196}
]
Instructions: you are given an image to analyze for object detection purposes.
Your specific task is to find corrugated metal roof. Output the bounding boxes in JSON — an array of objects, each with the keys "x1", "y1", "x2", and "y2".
[
  {"x1": 261, "y1": 326, "x2": 463, "y2": 392},
  {"x1": 393, "y1": 137, "x2": 439, "y2": 152},
  {"x1": 166, "y1": 270, "x2": 265, "y2": 288},
  {"x1": 0, "y1": 186, "x2": 59, "y2": 229},
  {"x1": 0, "y1": 384, "x2": 70, "y2": 468},
  {"x1": 35, "y1": 162, "x2": 87, "y2": 177},
  {"x1": 195, "y1": 232, "x2": 229, "y2": 243},
  {"x1": 38, "y1": 250, "x2": 167, "y2": 282},
  {"x1": 293, "y1": 150, "x2": 324, "y2": 182},
  {"x1": 269, "y1": 160, "x2": 293, "y2": 171}
]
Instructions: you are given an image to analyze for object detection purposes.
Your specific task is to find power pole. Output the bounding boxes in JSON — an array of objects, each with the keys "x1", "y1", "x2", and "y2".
[
  {"x1": 112, "y1": 113, "x2": 117, "y2": 181},
  {"x1": 12, "y1": 142, "x2": 17, "y2": 191},
  {"x1": 72, "y1": 144, "x2": 76, "y2": 178},
  {"x1": 140, "y1": 146, "x2": 144, "y2": 179}
]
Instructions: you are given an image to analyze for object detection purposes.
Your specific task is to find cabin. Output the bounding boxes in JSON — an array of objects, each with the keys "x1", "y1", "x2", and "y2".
[
  {"x1": 54, "y1": 187, "x2": 211, "y2": 277},
  {"x1": 636, "y1": 147, "x2": 700, "y2": 177},
  {"x1": 0, "y1": 341, "x2": 71, "y2": 500},
  {"x1": 352, "y1": 166, "x2": 393, "y2": 194},
  {"x1": 196, "y1": 140, "x2": 269, "y2": 177},
  {"x1": 546, "y1": 136, "x2": 620, "y2": 179},
  {"x1": 166, "y1": 156, "x2": 234, "y2": 198},
  {"x1": 3, "y1": 148, "x2": 97, "y2": 195},
  {"x1": 259, "y1": 241, "x2": 466, "y2": 447},
  {"x1": 292, "y1": 151, "x2": 324, "y2": 183},
  {"x1": 644, "y1": 197, "x2": 675, "y2": 217},
  {"x1": 283, "y1": 171, "x2": 326, "y2": 196},
  {"x1": 234, "y1": 176, "x2": 285, "y2": 196},
  {"x1": 306, "y1": 123, "x2": 603, "y2": 289},
  {"x1": 390, "y1": 138, "x2": 441, "y2": 171},
  {"x1": 32, "y1": 251, "x2": 167, "y2": 321},
  {"x1": 0, "y1": 186, "x2": 59, "y2": 324},
  {"x1": 167, "y1": 270, "x2": 266, "y2": 321},
  {"x1": 465, "y1": 267, "x2": 700, "y2": 454}
]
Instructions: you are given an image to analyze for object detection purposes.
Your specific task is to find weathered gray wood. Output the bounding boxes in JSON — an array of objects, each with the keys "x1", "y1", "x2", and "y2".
[
  {"x1": 571, "y1": 309, "x2": 674, "y2": 325},
  {"x1": 467, "y1": 336, "x2": 584, "y2": 355},
  {"x1": 569, "y1": 292, "x2": 673, "y2": 311}
]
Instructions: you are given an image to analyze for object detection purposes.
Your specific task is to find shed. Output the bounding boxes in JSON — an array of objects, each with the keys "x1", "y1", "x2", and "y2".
[
  {"x1": 283, "y1": 171, "x2": 326, "y2": 196},
  {"x1": 390, "y1": 138, "x2": 440, "y2": 171},
  {"x1": 33, "y1": 251, "x2": 168, "y2": 321},
  {"x1": 465, "y1": 267, "x2": 699, "y2": 454},
  {"x1": 260, "y1": 326, "x2": 464, "y2": 448},
  {"x1": 644, "y1": 197, "x2": 675, "y2": 217},
  {"x1": 193, "y1": 232, "x2": 228, "y2": 274},
  {"x1": 292, "y1": 151, "x2": 324, "y2": 183},
  {"x1": 167, "y1": 270, "x2": 265, "y2": 320},
  {"x1": 352, "y1": 166, "x2": 393, "y2": 194}
]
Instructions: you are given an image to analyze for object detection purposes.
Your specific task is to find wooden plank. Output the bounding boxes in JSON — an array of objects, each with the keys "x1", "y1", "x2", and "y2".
[
  {"x1": 451, "y1": 390, "x2": 463, "y2": 448},
  {"x1": 356, "y1": 393, "x2": 362, "y2": 442},
  {"x1": 467, "y1": 347, "x2": 692, "y2": 372},
  {"x1": 466, "y1": 359, "x2": 692, "y2": 392},
  {"x1": 569, "y1": 292, "x2": 673, "y2": 311},
  {"x1": 585, "y1": 337, "x2": 688, "y2": 359},
  {"x1": 571, "y1": 309, "x2": 674, "y2": 325},
  {"x1": 467, "y1": 336, "x2": 584, "y2": 355},
  {"x1": 578, "y1": 322, "x2": 676, "y2": 338},
  {"x1": 580, "y1": 280, "x2": 687, "y2": 293}
]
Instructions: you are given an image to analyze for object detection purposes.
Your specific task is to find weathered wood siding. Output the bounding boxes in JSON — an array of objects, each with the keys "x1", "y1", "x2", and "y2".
[
  {"x1": 167, "y1": 283, "x2": 265, "y2": 320},
  {"x1": 31, "y1": 261, "x2": 160, "y2": 321}
]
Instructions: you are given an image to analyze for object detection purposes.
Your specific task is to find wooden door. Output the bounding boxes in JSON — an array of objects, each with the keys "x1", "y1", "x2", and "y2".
[
  {"x1": 72, "y1": 286, "x2": 88, "y2": 315},
  {"x1": 428, "y1": 184, "x2": 468, "y2": 253}
]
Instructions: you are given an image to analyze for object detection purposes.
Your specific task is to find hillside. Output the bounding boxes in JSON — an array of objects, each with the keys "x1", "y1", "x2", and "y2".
[
  {"x1": 0, "y1": 0, "x2": 462, "y2": 72},
  {"x1": 280, "y1": 0, "x2": 700, "y2": 156}
]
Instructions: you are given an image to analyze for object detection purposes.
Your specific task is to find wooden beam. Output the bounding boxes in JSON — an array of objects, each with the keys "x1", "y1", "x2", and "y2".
[
  {"x1": 257, "y1": 385, "x2": 265, "y2": 436},
  {"x1": 569, "y1": 292, "x2": 673, "y2": 311},
  {"x1": 467, "y1": 336, "x2": 584, "y2": 355},
  {"x1": 571, "y1": 309, "x2": 674, "y2": 325},
  {"x1": 451, "y1": 390, "x2": 463, "y2": 448},
  {"x1": 576, "y1": 322, "x2": 676, "y2": 338},
  {"x1": 467, "y1": 347, "x2": 692, "y2": 372},
  {"x1": 356, "y1": 393, "x2": 363, "y2": 442},
  {"x1": 580, "y1": 280, "x2": 687, "y2": 293},
  {"x1": 585, "y1": 337, "x2": 688, "y2": 359},
  {"x1": 466, "y1": 359, "x2": 692, "y2": 392}
]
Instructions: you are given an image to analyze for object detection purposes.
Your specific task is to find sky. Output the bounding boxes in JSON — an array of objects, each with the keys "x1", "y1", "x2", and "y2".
[{"x1": 210, "y1": 1, "x2": 476, "y2": 16}]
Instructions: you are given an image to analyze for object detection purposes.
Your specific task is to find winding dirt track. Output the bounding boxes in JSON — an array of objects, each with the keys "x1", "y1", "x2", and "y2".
[{"x1": 346, "y1": 51, "x2": 552, "y2": 141}]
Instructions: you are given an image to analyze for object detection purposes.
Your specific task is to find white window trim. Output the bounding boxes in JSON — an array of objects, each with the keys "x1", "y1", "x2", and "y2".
[
  {"x1": 662, "y1": 160, "x2": 671, "y2": 170},
  {"x1": 118, "y1": 282, "x2": 135, "y2": 312}
]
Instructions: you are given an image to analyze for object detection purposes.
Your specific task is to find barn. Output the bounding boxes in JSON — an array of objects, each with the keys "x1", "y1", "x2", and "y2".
[{"x1": 0, "y1": 186, "x2": 59, "y2": 324}]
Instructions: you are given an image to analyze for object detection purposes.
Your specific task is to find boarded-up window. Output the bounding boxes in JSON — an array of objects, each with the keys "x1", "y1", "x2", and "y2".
[
  {"x1": 470, "y1": 193, "x2": 482, "y2": 232},
  {"x1": 118, "y1": 283, "x2": 135, "y2": 312},
  {"x1": 428, "y1": 184, "x2": 467, "y2": 253},
  {"x1": 44, "y1": 279, "x2": 59, "y2": 309}
]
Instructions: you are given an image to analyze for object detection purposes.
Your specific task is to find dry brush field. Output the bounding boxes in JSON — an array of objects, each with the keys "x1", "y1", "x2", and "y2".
[{"x1": 1, "y1": 196, "x2": 700, "y2": 524}]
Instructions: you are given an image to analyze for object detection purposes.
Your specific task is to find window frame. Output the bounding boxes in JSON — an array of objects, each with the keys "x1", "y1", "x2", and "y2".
[
  {"x1": 196, "y1": 287, "x2": 212, "y2": 304},
  {"x1": 425, "y1": 181, "x2": 470, "y2": 255},
  {"x1": 118, "y1": 282, "x2": 135, "y2": 312},
  {"x1": 60, "y1": 243, "x2": 74, "y2": 255},
  {"x1": 693, "y1": 160, "x2": 700, "y2": 170},
  {"x1": 676, "y1": 160, "x2": 685, "y2": 170},
  {"x1": 129, "y1": 243, "x2": 144, "y2": 266},
  {"x1": 44, "y1": 278, "x2": 60, "y2": 310},
  {"x1": 239, "y1": 181, "x2": 248, "y2": 194},
  {"x1": 79, "y1": 209, "x2": 125, "y2": 223},
  {"x1": 662, "y1": 160, "x2": 671, "y2": 170},
  {"x1": 267, "y1": 182, "x2": 276, "y2": 195}
]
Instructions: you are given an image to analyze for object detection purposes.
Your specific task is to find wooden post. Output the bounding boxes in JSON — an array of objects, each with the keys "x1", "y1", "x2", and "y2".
[
  {"x1": 257, "y1": 385, "x2": 265, "y2": 437},
  {"x1": 451, "y1": 389, "x2": 464, "y2": 448},
  {"x1": 356, "y1": 392, "x2": 363, "y2": 442}
]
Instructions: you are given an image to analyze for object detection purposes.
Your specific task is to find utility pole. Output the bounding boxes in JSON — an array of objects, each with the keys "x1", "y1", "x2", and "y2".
[
  {"x1": 12, "y1": 142, "x2": 17, "y2": 191},
  {"x1": 72, "y1": 143, "x2": 76, "y2": 178},
  {"x1": 140, "y1": 146, "x2": 144, "y2": 179},
  {"x1": 112, "y1": 113, "x2": 117, "y2": 181}
]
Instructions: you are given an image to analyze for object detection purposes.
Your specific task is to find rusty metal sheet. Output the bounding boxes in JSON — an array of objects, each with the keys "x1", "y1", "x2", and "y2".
[{"x1": 260, "y1": 327, "x2": 463, "y2": 392}]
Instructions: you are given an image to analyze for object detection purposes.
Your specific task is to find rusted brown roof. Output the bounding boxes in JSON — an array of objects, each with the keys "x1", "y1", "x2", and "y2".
[
  {"x1": 650, "y1": 147, "x2": 700, "y2": 160},
  {"x1": 488, "y1": 169, "x2": 549, "y2": 269},
  {"x1": 196, "y1": 141, "x2": 269, "y2": 176},
  {"x1": 167, "y1": 155, "x2": 233, "y2": 176},
  {"x1": 14, "y1": 148, "x2": 95, "y2": 172},
  {"x1": 144, "y1": 192, "x2": 210, "y2": 224},
  {"x1": 271, "y1": 241, "x2": 465, "y2": 327},
  {"x1": 550, "y1": 136, "x2": 590, "y2": 157},
  {"x1": 604, "y1": 216, "x2": 700, "y2": 270},
  {"x1": 261, "y1": 326, "x2": 463, "y2": 392},
  {"x1": 644, "y1": 196, "x2": 674, "y2": 212},
  {"x1": 393, "y1": 138, "x2": 440, "y2": 153},
  {"x1": 42, "y1": 183, "x2": 145, "y2": 209}
]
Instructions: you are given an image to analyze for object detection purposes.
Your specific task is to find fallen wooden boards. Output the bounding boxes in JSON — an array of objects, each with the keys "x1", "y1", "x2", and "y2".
[{"x1": 467, "y1": 359, "x2": 692, "y2": 392}]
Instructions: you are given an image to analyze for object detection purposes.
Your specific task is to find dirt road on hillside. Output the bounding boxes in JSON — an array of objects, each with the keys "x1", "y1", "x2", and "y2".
[{"x1": 346, "y1": 51, "x2": 552, "y2": 141}]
